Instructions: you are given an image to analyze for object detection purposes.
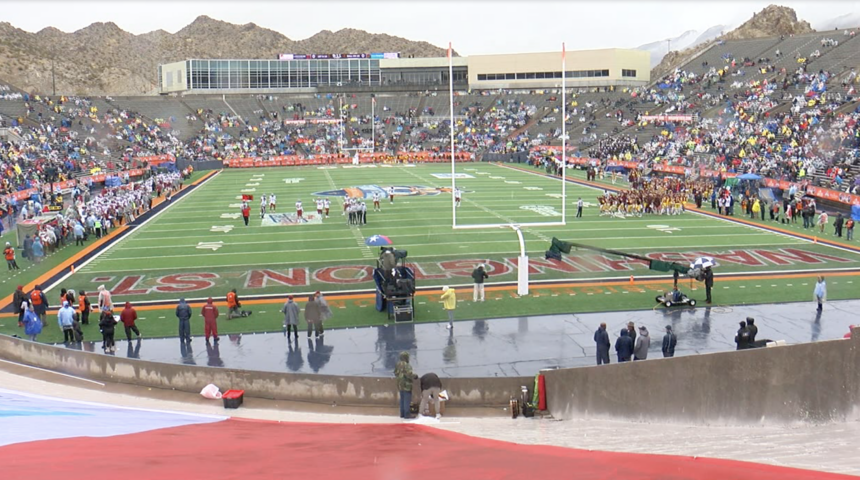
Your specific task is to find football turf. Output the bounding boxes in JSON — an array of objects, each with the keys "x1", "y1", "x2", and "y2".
[
  {"x1": 6, "y1": 163, "x2": 860, "y2": 343},
  {"x1": 64, "y1": 163, "x2": 860, "y2": 300}
]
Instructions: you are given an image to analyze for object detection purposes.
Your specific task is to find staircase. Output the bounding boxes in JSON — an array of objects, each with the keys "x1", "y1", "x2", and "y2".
[
  {"x1": 255, "y1": 96, "x2": 271, "y2": 119},
  {"x1": 504, "y1": 106, "x2": 551, "y2": 142}
]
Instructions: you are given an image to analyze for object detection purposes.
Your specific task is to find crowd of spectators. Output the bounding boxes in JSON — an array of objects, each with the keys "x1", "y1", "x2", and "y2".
[{"x1": 2, "y1": 53, "x2": 859, "y2": 204}]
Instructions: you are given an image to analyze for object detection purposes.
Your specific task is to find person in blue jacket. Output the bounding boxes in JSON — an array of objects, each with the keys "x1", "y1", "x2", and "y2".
[
  {"x1": 23, "y1": 303, "x2": 42, "y2": 341},
  {"x1": 615, "y1": 329, "x2": 634, "y2": 362}
]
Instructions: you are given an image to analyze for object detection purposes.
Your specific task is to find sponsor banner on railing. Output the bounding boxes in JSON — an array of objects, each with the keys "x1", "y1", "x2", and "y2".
[
  {"x1": 640, "y1": 115, "x2": 695, "y2": 123},
  {"x1": 138, "y1": 154, "x2": 175, "y2": 166},
  {"x1": 606, "y1": 160, "x2": 642, "y2": 169},
  {"x1": 762, "y1": 178, "x2": 860, "y2": 206},
  {"x1": 2, "y1": 169, "x2": 147, "y2": 203},
  {"x1": 652, "y1": 164, "x2": 689, "y2": 175},
  {"x1": 531, "y1": 145, "x2": 578, "y2": 153},
  {"x1": 282, "y1": 119, "x2": 341, "y2": 126},
  {"x1": 223, "y1": 152, "x2": 472, "y2": 168}
]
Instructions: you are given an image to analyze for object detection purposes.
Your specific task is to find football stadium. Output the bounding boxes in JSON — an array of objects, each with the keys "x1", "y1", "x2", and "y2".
[{"x1": 1, "y1": 3, "x2": 860, "y2": 479}]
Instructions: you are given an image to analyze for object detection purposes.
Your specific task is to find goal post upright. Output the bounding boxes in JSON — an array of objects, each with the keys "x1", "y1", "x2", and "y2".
[
  {"x1": 449, "y1": 41, "x2": 457, "y2": 229},
  {"x1": 561, "y1": 42, "x2": 567, "y2": 225},
  {"x1": 444, "y1": 44, "x2": 570, "y2": 296}
]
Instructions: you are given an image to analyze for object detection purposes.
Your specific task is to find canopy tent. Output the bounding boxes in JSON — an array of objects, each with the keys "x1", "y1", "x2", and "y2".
[
  {"x1": 737, "y1": 173, "x2": 762, "y2": 180},
  {"x1": 15, "y1": 216, "x2": 54, "y2": 247}
]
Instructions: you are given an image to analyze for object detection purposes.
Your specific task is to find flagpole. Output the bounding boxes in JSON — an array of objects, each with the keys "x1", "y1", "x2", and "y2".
[
  {"x1": 338, "y1": 96, "x2": 344, "y2": 154},
  {"x1": 449, "y1": 42, "x2": 457, "y2": 228},
  {"x1": 371, "y1": 95, "x2": 375, "y2": 153},
  {"x1": 561, "y1": 42, "x2": 567, "y2": 223}
]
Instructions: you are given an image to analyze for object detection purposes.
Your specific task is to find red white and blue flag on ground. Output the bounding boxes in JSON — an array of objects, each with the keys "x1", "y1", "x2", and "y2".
[{"x1": 365, "y1": 235, "x2": 393, "y2": 246}]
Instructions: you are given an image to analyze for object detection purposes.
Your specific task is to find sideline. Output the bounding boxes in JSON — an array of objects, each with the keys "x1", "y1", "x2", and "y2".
[
  {"x1": 0, "y1": 170, "x2": 219, "y2": 311},
  {"x1": 3, "y1": 267, "x2": 855, "y2": 317},
  {"x1": 496, "y1": 163, "x2": 860, "y2": 255}
]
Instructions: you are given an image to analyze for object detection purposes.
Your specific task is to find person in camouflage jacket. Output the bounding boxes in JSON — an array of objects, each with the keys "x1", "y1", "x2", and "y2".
[{"x1": 394, "y1": 351, "x2": 417, "y2": 419}]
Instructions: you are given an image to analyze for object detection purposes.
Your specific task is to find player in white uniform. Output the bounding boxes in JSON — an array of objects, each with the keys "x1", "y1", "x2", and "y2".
[
  {"x1": 295, "y1": 199, "x2": 303, "y2": 218},
  {"x1": 454, "y1": 188, "x2": 462, "y2": 207},
  {"x1": 269, "y1": 194, "x2": 276, "y2": 212},
  {"x1": 388, "y1": 186, "x2": 395, "y2": 204},
  {"x1": 260, "y1": 194, "x2": 267, "y2": 218},
  {"x1": 372, "y1": 192, "x2": 381, "y2": 211},
  {"x1": 323, "y1": 198, "x2": 330, "y2": 218},
  {"x1": 342, "y1": 197, "x2": 349, "y2": 216},
  {"x1": 316, "y1": 198, "x2": 323, "y2": 216}
]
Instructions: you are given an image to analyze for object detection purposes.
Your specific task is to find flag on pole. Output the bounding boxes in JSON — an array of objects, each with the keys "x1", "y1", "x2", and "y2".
[
  {"x1": 562, "y1": 42, "x2": 566, "y2": 61},
  {"x1": 448, "y1": 42, "x2": 452, "y2": 59}
]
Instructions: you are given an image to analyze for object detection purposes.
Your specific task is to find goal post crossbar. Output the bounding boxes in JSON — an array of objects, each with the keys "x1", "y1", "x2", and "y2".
[{"x1": 451, "y1": 221, "x2": 565, "y2": 230}]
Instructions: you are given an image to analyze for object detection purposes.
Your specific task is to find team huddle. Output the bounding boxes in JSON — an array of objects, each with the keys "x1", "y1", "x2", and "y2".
[{"x1": 598, "y1": 177, "x2": 697, "y2": 217}]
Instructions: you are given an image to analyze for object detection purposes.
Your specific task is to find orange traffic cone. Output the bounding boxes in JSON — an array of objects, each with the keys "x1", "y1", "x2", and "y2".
[
  {"x1": 629, "y1": 275, "x2": 634, "y2": 284},
  {"x1": 813, "y1": 237, "x2": 818, "y2": 244},
  {"x1": 71, "y1": 265, "x2": 75, "y2": 274}
]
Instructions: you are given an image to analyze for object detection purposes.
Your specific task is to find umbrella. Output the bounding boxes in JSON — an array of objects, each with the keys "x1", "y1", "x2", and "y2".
[
  {"x1": 737, "y1": 173, "x2": 762, "y2": 180},
  {"x1": 690, "y1": 257, "x2": 718, "y2": 270},
  {"x1": 365, "y1": 235, "x2": 393, "y2": 246}
]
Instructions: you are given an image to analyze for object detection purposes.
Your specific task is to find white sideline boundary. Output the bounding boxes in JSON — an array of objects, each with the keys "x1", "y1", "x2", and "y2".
[{"x1": 44, "y1": 170, "x2": 222, "y2": 293}]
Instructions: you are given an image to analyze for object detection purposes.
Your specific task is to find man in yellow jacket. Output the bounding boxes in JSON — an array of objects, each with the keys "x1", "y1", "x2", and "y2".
[{"x1": 441, "y1": 286, "x2": 457, "y2": 330}]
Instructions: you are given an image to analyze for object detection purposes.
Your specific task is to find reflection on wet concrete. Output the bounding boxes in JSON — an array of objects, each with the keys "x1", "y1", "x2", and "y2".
[{"x1": 59, "y1": 300, "x2": 860, "y2": 378}]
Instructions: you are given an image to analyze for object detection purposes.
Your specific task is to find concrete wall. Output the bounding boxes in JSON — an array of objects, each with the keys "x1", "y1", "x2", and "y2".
[
  {"x1": 545, "y1": 328, "x2": 860, "y2": 425},
  {"x1": 160, "y1": 61, "x2": 187, "y2": 94},
  {"x1": 467, "y1": 49, "x2": 650, "y2": 89},
  {"x1": 0, "y1": 335, "x2": 529, "y2": 408}
]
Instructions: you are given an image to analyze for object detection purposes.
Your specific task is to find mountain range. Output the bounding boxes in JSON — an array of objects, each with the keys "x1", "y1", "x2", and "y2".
[
  {"x1": 638, "y1": 9, "x2": 860, "y2": 67},
  {"x1": 0, "y1": 15, "x2": 450, "y2": 96}
]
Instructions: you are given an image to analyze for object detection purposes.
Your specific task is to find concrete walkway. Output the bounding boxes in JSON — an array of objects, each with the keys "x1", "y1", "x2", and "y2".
[
  {"x1": 52, "y1": 299, "x2": 860, "y2": 377},
  {"x1": 0, "y1": 366, "x2": 857, "y2": 477}
]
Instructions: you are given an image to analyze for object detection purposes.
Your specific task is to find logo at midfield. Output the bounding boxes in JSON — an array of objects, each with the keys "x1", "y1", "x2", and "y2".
[
  {"x1": 262, "y1": 213, "x2": 323, "y2": 227},
  {"x1": 312, "y1": 185, "x2": 467, "y2": 199}
]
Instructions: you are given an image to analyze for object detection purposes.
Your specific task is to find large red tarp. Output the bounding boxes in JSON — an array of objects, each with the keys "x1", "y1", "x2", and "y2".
[{"x1": 0, "y1": 418, "x2": 850, "y2": 480}]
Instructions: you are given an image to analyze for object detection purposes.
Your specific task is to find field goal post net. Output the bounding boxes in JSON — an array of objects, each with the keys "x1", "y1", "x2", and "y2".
[{"x1": 446, "y1": 42, "x2": 569, "y2": 295}]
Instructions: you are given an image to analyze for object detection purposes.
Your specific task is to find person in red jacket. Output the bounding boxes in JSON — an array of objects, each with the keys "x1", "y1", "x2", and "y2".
[
  {"x1": 119, "y1": 302, "x2": 141, "y2": 341},
  {"x1": 241, "y1": 201, "x2": 250, "y2": 226},
  {"x1": 202, "y1": 297, "x2": 220, "y2": 344}
]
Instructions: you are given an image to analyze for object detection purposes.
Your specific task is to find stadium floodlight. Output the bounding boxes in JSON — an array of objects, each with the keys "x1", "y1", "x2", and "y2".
[{"x1": 449, "y1": 44, "x2": 569, "y2": 295}]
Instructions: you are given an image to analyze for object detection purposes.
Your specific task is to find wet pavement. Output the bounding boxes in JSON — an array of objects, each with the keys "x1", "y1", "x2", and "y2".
[{"x1": 64, "y1": 300, "x2": 860, "y2": 377}]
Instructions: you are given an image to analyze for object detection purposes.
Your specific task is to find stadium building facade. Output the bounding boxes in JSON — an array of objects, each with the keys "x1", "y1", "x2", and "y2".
[{"x1": 158, "y1": 48, "x2": 648, "y2": 94}]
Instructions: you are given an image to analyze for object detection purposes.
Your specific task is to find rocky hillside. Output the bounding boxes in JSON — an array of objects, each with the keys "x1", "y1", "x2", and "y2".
[
  {"x1": 722, "y1": 4, "x2": 813, "y2": 40},
  {"x1": 651, "y1": 5, "x2": 815, "y2": 79},
  {"x1": 0, "y1": 16, "x2": 450, "y2": 96}
]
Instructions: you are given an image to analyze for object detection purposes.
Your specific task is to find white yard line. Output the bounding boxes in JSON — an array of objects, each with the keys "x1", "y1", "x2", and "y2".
[
  {"x1": 48, "y1": 171, "x2": 221, "y2": 291},
  {"x1": 108, "y1": 231, "x2": 800, "y2": 252},
  {"x1": 81, "y1": 241, "x2": 806, "y2": 269}
]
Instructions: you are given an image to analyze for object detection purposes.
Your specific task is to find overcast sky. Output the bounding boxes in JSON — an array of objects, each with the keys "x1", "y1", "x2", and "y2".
[{"x1": 2, "y1": 1, "x2": 859, "y2": 54}]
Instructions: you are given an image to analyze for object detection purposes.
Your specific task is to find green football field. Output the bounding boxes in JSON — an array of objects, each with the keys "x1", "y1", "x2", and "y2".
[{"x1": 58, "y1": 162, "x2": 860, "y2": 303}]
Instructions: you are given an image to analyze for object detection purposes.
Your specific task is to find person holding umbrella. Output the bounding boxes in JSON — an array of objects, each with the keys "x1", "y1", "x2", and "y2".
[
  {"x1": 690, "y1": 257, "x2": 717, "y2": 304},
  {"x1": 704, "y1": 265, "x2": 714, "y2": 304}
]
